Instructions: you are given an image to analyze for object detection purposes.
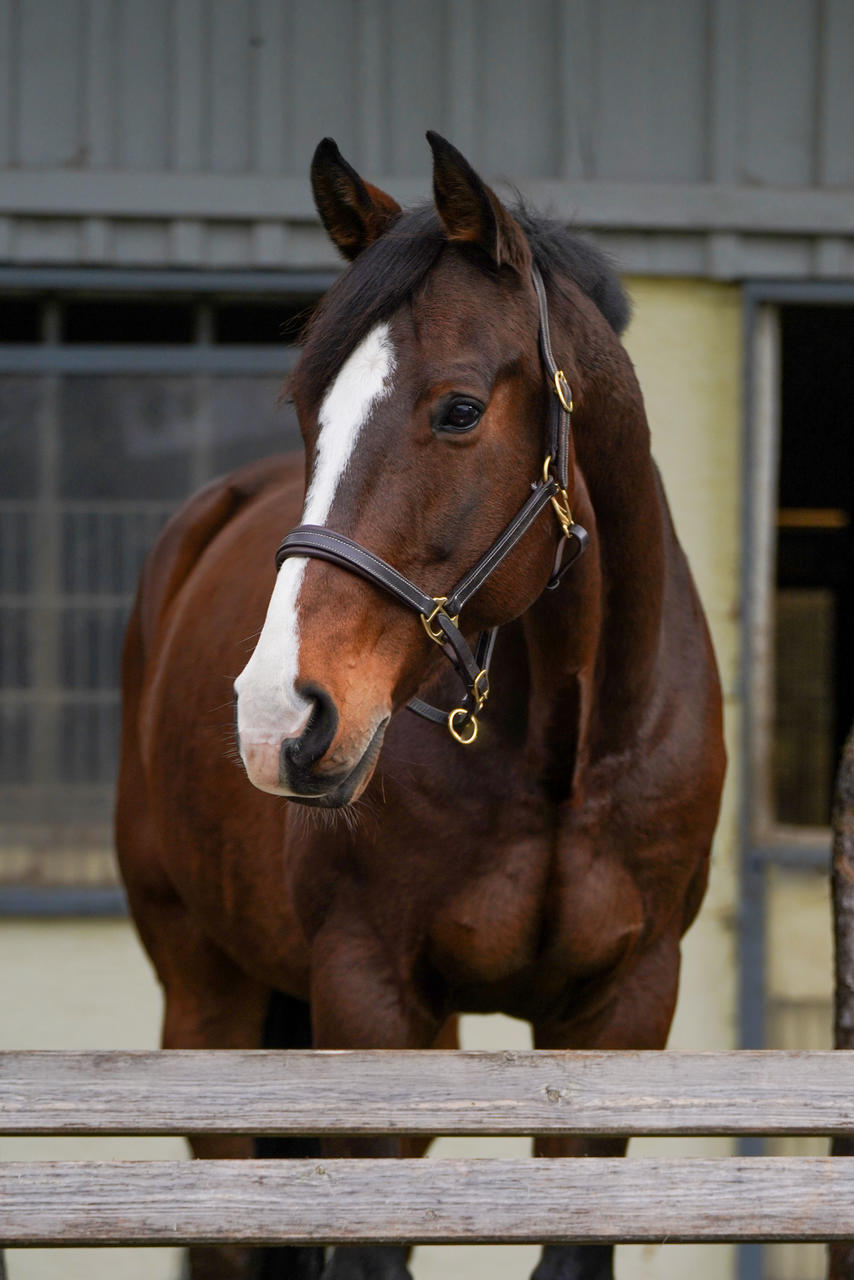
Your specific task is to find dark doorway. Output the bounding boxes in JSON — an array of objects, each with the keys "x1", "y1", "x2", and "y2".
[{"x1": 773, "y1": 305, "x2": 854, "y2": 826}]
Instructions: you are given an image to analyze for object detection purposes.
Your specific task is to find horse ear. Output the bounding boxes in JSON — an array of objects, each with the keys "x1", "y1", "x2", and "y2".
[
  {"x1": 311, "y1": 137, "x2": 402, "y2": 261},
  {"x1": 426, "y1": 131, "x2": 530, "y2": 274}
]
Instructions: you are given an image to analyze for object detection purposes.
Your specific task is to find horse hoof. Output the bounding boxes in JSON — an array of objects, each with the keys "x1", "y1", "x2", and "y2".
[
  {"x1": 530, "y1": 1244, "x2": 614, "y2": 1280},
  {"x1": 321, "y1": 1245, "x2": 412, "y2": 1280}
]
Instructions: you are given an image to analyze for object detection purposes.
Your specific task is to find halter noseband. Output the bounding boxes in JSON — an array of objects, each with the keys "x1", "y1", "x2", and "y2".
[{"x1": 275, "y1": 263, "x2": 588, "y2": 746}]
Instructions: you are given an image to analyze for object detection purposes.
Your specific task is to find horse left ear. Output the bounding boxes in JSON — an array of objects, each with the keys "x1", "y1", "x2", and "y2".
[
  {"x1": 311, "y1": 137, "x2": 402, "y2": 261},
  {"x1": 427, "y1": 131, "x2": 531, "y2": 274}
]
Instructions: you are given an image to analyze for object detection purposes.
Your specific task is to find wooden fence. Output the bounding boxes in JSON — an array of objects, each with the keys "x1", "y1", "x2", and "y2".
[{"x1": 1, "y1": 1049, "x2": 854, "y2": 1247}]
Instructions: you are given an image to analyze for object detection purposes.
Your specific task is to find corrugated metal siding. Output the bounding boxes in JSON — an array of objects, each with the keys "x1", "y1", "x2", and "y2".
[{"x1": 0, "y1": 0, "x2": 853, "y2": 275}]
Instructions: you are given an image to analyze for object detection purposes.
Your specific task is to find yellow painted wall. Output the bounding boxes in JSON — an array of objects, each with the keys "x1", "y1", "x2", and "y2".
[
  {"x1": 616, "y1": 277, "x2": 743, "y2": 1280},
  {"x1": 0, "y1": 275, "x2": 746, "y2": 1280},
  {"x1": 0, "y1": 921, "x2": 185, "y2": 1280},
  {"x1": 622, "y1": 274, "x2": 742, "y2": 1053}
]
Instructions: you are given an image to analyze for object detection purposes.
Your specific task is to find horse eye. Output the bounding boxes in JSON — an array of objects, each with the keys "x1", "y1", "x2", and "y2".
[{"x1": 437, "y1": 399, "x2": 483, "y2": 435}]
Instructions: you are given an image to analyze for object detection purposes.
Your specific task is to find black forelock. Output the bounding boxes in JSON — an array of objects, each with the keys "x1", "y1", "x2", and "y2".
[{"x1": 294, "y1": 202, "x2": 630, "y2": 402}]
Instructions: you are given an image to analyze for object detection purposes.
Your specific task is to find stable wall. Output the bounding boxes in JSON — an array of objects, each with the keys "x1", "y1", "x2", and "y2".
[{"x1": 0, "y1": 274, "x2": 745, "y2": 1280}]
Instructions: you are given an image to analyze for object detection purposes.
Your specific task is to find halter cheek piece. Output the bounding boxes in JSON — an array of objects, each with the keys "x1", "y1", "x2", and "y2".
[{"x1": 275, "y1": 263, "x2": 588, "y2": 746}]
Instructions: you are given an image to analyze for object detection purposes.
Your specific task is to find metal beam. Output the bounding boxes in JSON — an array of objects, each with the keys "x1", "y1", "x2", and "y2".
[
  {"x1": 0, "y1": 886, "x2": 127, "y2": 917},
  {"x1": 0, "y1": 266, "x2": 338, "y2": 294},
  {"x1": 3, "y1": 169, "x2": 854, "y2": 236},
  {"x1": 0, "y1": 345, "x2": 300, "y2": 374}
]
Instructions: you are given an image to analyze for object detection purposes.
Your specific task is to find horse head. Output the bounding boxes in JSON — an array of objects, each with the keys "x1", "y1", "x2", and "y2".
[{"x1": 234, "y1": 133, "x2": 595, "y2": 806}]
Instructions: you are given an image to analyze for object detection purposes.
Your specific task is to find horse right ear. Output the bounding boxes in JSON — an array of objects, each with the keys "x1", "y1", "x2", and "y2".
[{"x1": 310, "y1": 138, "x2": 401, "y2": 261}]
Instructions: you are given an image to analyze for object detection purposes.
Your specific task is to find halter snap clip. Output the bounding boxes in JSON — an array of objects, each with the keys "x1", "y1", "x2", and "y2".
[
  {"x1": 420, "y1": 596, "x2": 459, "y2": 645},
  {"x1": 543, "y1": 455, "x2": 575, "y2": 539}
]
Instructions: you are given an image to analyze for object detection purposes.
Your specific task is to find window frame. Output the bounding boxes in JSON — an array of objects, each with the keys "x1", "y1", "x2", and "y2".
[
  {"x1": 0, "y1": 268, "x2": 336, "y2": 917},
  {"x1": 740, "y1": 280, "x2": 854, "y2": 1052}
]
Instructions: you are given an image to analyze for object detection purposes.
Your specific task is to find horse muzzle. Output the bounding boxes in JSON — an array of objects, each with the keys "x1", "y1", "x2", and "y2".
[{"x1": 236, "y1": 682, "x2": 388, "y2": 806}]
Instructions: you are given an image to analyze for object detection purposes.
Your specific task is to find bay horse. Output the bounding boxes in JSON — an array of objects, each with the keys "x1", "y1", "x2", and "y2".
[{"x1": 116, "y1": 133, "x2": 725, "y2": 1280}]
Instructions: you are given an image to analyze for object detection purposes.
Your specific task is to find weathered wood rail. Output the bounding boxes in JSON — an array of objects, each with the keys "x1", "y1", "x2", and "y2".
[{"x1": 1, "y1": 1049, "x2": 853, "y2": 1247}]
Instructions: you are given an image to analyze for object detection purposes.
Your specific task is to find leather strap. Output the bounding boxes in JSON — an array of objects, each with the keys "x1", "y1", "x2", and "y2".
[
  {"x1": 407, "y1": 628, "x2": 497, "y2": 726},
  {"x1": 276, "y1": 527, "x2": 435, "y2": 616},
  {"x1": 531, "y1": 264, "x2": 572, "y2": 491},
  {"x1": 276, "y1": 526, "x2": 494, "y2": 731},
  {"x1": 444, "y1": 480, "x2": 556, "y2": 616}
]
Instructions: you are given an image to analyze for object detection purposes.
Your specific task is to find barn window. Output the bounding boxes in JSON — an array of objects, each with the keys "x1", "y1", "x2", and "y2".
[
  {"x1": 0, "y1": 276, "x2": 328, "y2": 908},
  {"x1": 744, "y1": 291, "x2": 854, "y2": 1280},
  {"x1": 773, "y1": 305, "x2": 854, "y2": 829}
]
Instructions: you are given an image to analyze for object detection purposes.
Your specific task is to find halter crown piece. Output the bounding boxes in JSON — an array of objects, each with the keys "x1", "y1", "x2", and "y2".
[{"x1": 275, "y1": 262, "x2": 589, "y2": 745}]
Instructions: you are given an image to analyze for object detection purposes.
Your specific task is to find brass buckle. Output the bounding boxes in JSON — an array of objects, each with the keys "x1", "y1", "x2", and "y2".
[
  {"x1": 543, "y1": 456, "x2": 574, "y2": 538},
  {"x1": 420, "y1": 597, "x2": 459, "y2": 645},
  {"x1": 448, "y1": 707, "x2": 478, "y2": 745},
  {"x1": 553, "y1": 369, "x2": 573, "y2": 413}
]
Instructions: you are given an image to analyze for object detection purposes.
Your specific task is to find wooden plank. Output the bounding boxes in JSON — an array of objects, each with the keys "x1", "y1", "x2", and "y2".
[
  {"x1": 3, "y1": 1158, "x2": 854, "y2": 1245},
  {"x1": 3, "y1": 1050, "x2": 854, "y2": 1137}
]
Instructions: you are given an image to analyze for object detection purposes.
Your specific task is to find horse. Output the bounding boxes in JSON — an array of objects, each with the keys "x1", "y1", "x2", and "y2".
[{"x1": 116, "y1": 132, "x2": 726, "y2": 1280}]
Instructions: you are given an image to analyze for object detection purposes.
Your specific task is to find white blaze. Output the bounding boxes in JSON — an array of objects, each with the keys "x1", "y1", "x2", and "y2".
[{"x1": 234, "y1": 323, "x2": 396, "y2": 760}]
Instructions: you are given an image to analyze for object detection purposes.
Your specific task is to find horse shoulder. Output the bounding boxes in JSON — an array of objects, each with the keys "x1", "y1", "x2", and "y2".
[{"x1": 136, "y1": 454, "x2": 301, "y2": 657}]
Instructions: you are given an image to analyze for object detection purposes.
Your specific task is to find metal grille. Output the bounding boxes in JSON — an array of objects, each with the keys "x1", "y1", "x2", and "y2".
[{"x1": 0, "y1": 291, "x2": 312, "y2": 881}]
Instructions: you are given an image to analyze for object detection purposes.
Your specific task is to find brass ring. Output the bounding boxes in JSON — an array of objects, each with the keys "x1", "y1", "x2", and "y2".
[
  {"x1": 553, "y1": 369, "x2": 573, "y2": 413},
  {"x1": 448, "y1": 708, "x2": 478, "y2": 745}
]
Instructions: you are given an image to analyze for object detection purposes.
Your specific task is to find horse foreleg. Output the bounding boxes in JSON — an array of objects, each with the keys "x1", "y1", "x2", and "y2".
[
  {"x1": 830, "y1": 726, "x2": 854, "y2": 1280},
  {"x1": 529, "y1": 938, "x2": 682, "y2": 1280},
  {"x1": 317, "y1": 1022, "x2": 458, "y2": 1280},
  {"x1": 132, "y1": 888, "x2": 311, "y2": 1280},
  {"x1": 160, "y1": 925, "x2": 273, "y2": 1280},
  {"x1": 309, "y1": 917, "x2": 449, "y2": 1280}
]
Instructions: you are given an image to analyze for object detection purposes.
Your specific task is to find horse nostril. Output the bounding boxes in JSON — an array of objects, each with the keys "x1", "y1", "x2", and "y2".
[{"x1": 280, "y1": 683, "x2": 338, "y2": 774}]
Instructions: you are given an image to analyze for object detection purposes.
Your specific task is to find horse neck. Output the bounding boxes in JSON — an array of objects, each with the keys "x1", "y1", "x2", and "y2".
[{"x1": 521, "y1": 300, "x2": 668, "y2": 781}]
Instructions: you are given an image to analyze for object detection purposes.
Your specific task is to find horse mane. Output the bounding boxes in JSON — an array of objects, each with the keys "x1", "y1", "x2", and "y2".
[
  {"x1": 513, "y1": 204, "x2": 632, "y2": 337},
  {"x1": 295, "y1": 204, "x2": 630, "y2": 401}
]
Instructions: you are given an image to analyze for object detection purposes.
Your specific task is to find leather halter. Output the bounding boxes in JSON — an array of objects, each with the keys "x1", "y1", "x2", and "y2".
[{"x1": 275, "y1": 263, "x2": 588, "y2": 745}]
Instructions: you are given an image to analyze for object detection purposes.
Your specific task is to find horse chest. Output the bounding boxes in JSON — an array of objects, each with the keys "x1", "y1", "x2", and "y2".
[{"x1": 427, "y1": 834, "x2": 645, "y2": 1003}]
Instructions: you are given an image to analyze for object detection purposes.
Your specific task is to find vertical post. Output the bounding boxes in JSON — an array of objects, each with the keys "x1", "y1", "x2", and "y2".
[
  {"x1": 189, "y1": 301, "x2": 214, "y2": 494},
  {"x1": 737, "y1": 293, "x2": 782, "y2": 1280},
  {"x1": 30, "y1": 300, "x2": 62, "y2": 798}
]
